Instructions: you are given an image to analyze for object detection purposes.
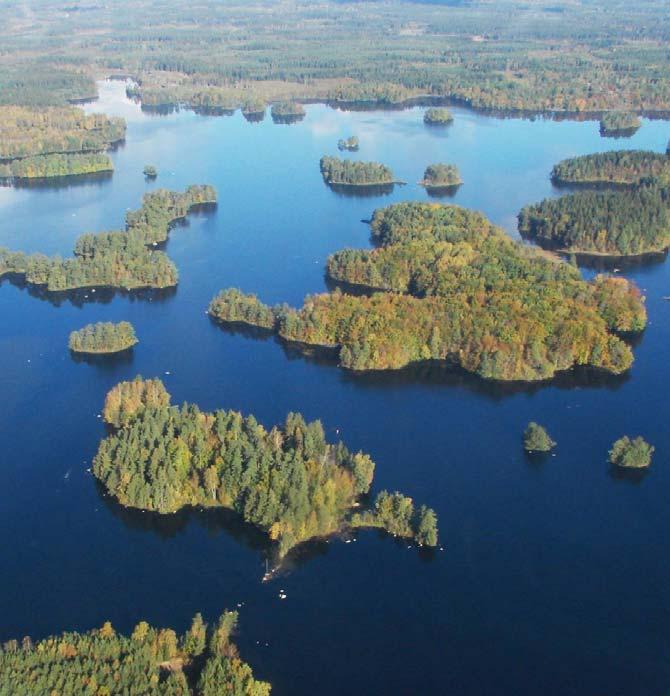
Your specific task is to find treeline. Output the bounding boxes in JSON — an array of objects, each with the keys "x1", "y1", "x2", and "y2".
[
  {"x1": 0, "y1": 63, "x2": 97, "y2": 107},
  {"x1": 0, "y1": 153, "x2": 113, "y2": 181},
  {"x1": 599, "y1": 112, "x2": 641, "y2": 137},
  {"x1": 93, "y1": 378, "x2": 437, "y2": 556},
  {"x1": 0, "y1": 185, "x2": 216, "y2": 293},
  {"x1": 0, "y1": 106, "x2": 125, "y2": 160},
  {"x1": 209, "y1": 289, "x2": 277, "y2": 329},
  {"x1": 420, "y1": 164, "x2": 461, "y2": 188},
  {"x1": 69, "y1": 321, "x2": 138, "y2": 354},
  {"x1": 320, "y1": 156, "x2": 395, "y2": 186},
  {"x1": 551, "y1": 150, "x2": 670, "y2": 186},
  {"x1": 518, "y1": 184, "x2": 670, "y2": 256},
  {"x1": 210, "y1": 202, "x2": 646, "y2": 381},
  {"x1": 0, "y1": 611, "x2": 270, "y2": 695}
]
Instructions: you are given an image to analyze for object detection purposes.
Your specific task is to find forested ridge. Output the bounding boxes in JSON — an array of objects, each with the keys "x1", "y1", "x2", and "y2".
[
  {"x1": 551, "y1": 150, "x2": 670, "y2": 186},
  {"x1": 518, "y1": 184, "x2": 670, "y2": 255},
  {"x1": 0, "y1": 611, "x2": 270, "y2": 696},
  {"x1": 211, "y1": 202, "x2": 646, "y2": 381},
  {"x1": 0, "y1": 185, "x2": 216, "y2": 293},
  {"x1": 69, "y1": 321, "x2": 138, "y2": 354},
  {"x1": 93, "y1": 378, "x2": 438, "y2": 557},
  {"x1": 320, "y1": 157, "x2": 395, "y2": 186}
]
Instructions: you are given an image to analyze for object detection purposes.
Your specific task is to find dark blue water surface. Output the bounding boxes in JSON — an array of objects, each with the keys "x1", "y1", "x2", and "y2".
[{"x1": 1, "y1": 81, "x2": 669, "y2": 695}]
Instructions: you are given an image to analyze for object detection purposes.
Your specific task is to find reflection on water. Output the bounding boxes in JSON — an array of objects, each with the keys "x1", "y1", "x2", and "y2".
[
  {"x1": 271, "y1": 113, "x2": 306, "y2": 125},
  {"x1": 2, "y1": 171, "x2": 114, "y2": 191},
  {"x1": 243, "y1": 111, "x2": 266, "y2": 124},
  {"x1": 70, "y1": 347, "x2": 135, "y2": 367},
  {"x1": 326, "y1": 182, "x2": 396, "y2": 198},
  {"x1": 424, "y1": 184, "x2": 461, "y2": 199}
]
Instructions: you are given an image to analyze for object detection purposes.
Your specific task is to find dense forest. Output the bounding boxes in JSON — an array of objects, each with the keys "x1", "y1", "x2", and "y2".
[
  {"x1": 69, "y1": 321, "x2": 138, "y2": 354},
  {"x1": 0, "y1": 153, "x2": 113, "y2": 181},
  {"x1": 210, "y1": 202, "x2": 646, "y2": 381},
  {"x1": 0, "y1": 185, "x2": 216, "y2": 293},
  {"x1": 423, "y1": 108, "x2": 454, "y2": 125},
  {"x1": 608, "y1": 436, "x2": 655, "y2": 468},
  {"x1": 337, "y1": 136, "x2": 359, "y2": 152},
  {"x1": 420, "y1": 164, "x2": 462, "y2": 188},
  {"x1": 0, "y1": 107, "x2": 125, "y2": 160},
  {"x1": 599, "y1": 112, "x2": 642, "y2": 137},
  {"x1": 209, "y1": 289, "x2": 278, "y2": 330},
  {"x1": 2, "y1": 1, "x2": 670, "y2": 115},
  {"x1": 518, "y1": 184, "x2": 670, "y2": 255},
  {"x1": 320, "y1": 157, "x2": 395, "y2": 186},
  {"x1": 551, "y1": 150, "x2": 670, "y2": 186},
  {"x1": 93, "y1": 378, "x2": 437, "y2": 557},
  {"x1": 0, "y1": 611, "x2": 270, "y2": 696},
  {"x1": 103, "y1": 376, "x2": 172, "y2": 428}
]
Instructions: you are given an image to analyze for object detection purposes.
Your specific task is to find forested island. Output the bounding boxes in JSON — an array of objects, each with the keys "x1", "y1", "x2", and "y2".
[
  {"x1": 0, "y1": 611, "x2": 271, "y2": 695},
  {"x1": 143, "y1": 164, "x2": 158, "y2": 178},
  {"x1": 0, "y1": 153, "x2": 113, "y2": 181},
  {"x1": 210, "y1": 202, "x2": 646, "y2": 382},
  {"x1": 320, "y1": 156, "x2": 396, "y2": 187},
  {"x1": 523, "y1": 423, "x2": 556, "y2": 452},
  {"x1": 608, "y1": 436, "x2": 655, "y2": 469},
  {"x1": 0, "y1": 185, "x2": 216, "y2": 293},
  {"x1": 93, "y1": 378, "x2": 438, "y2": 557},
  {"x1": 599, "y1": 112, "x2": 642, "y2": 137},
  {"x1": 551, "y1": 150, "x2": 670, "y2": 187},
  {"x1": 419, "y1": 164, "x2": 462, "y2": 189},
  {"x1": 270, "y1": 101, "x2": 305, "y2": 123},
  {"x1": 242, "y1": 99, "x2": 266, "y2": 122},
  {"x1": 423, "y1": 108, "x2": 454, "y2": 125},
  {"x1": 518, "y1": 184, "x2": 670, "y2": 256},
  {"x1": 338, "y1": 136, "x2": 359, "y2": 152},
  {"x1": 69, "y1": 321, "x2": 138, "y2": 354}
]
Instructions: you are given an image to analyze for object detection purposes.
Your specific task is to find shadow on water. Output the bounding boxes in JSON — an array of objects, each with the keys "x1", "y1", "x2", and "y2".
[
  {"x1": 0, "y1": 274, "x2": 177, "y2": 308},
  {"x1": 271, "y1": 113, "x2": 306, "y2": 125},
  {"x1": 326, "y1": 183, "x2": 395, "y2": 199},
  {"x1": 607, "y1": 465, "x2": 650, "y2": 485},
  {"x1": 242, "y1": 111, "x2": 266, "y2": 124},
  {"x1": 424, "y1": 184, "x2": 461, "y2": 199},
  {"x1": 2, "y1": 171, "x2": 114, "y2": 191},
  {"x1": 208, "y1": 316, "x2": 276, "y2": 342},
  {"x1": 70, "y1": 347, "x2": 135, "y2": 368}
]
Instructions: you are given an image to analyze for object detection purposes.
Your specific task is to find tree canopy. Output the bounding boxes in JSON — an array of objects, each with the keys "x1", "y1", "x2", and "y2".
[
  {"x1": 523, "y1": 423, "x2": 556, "y2": 452},
  {"x1": 551, "y1": 150, "x2": 670, "y2": 187},
  {"x1": 320, "y1": 156, "x2": 395, "y2": 186},
  {"x1": 608, "y1": 436, "x2": 655, "y2": 468},
  {"x1": 93, "y1": 379, "x2": 437, "y2": 557},
  {"x1": 420, "y1": 164, "x2": 462, "y2": 188},
  {"x1": 423, "y1": 108, "x2": 454, "y2": 125},
  {"x1": 69, "y1": 321, "x2": 138, "y2": 354},
  {"x1": 599, "y1": 112, "x2": 642, "y2": 137}
]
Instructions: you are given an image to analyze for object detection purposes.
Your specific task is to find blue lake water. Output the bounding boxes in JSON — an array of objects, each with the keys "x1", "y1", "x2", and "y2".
[{"x1": 1, "y1": 80, "x2": 669, "y2": 695}]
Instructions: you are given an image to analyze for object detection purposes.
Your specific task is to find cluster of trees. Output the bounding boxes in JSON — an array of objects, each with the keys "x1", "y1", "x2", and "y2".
[
  {"x1": 420, "y1": 164, "x2": 462, "y2": 188},
  {"x1": 551, "y1": 150, "x2": 670, "y2": 186},
  {"x1": 608, "y1": 436, "x2": 655, "y2": 468},
  {"x1": 518, "y1": 183, "x2": 670, "y2": 256},
  {"x1": 599, "y1": 112, "x2": 642, "y2": 137},
  {"x1": 0, "y1": 153, "x2": 113, "y2": 181},
  {"x1": 0, "y1": 611, "x2": 270, "y2": 695},
  {"x1": 103, "y1": 376, "x2": 171, "y2": 428},
  {"x1": 320, "y1": 156, "x2": 395, "y2": 186},
  {"x1": 69, "y1": 321, "x2": 138, "y2": 354},
  {"x1": 144, "y1": 164, "x2": 158, "y2": 178},
  {"x1": 423, "y1": 108, "x2": 453, "y2": 125},
  {"x1": 93, "y1": 378, "x2": 437, "y2": 556},
  {"x1": 270, "y1": 101, "x2": 305, "y2": 122},
  {"x1": 523, "y1": 423, "x2": 556, "y2": 452},
  {"x1": 351, "y1": 491, "x2": 438, "y2": 546},
  {"x1": 337, "y1": 136, "x2": 359, "y2": 152},
  {"x1": 0, "y1": 185, "x2": 216, "y2": 293},
  {"x1": 0, "y1": 63, "x2": 97, "y2": 107},
  {"x1": 208, "y1": 289, "x2": 277, "y2": 330},
  {"x1": 210, "y1": 202, "x2": 646, "y2": 381},
  {"x1": 0, "y1": 106, "x2": 125, "y2": 160}
]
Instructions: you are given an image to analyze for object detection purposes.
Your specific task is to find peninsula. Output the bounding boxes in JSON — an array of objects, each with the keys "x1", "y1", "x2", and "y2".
[{"x1": 551, "y1": 150, "x2": 670, "y2": 187}]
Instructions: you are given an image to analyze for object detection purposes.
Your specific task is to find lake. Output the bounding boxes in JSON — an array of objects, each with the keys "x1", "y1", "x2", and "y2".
[{"x1": 1, "y1": 80, "x2": 669, "y2": 695}]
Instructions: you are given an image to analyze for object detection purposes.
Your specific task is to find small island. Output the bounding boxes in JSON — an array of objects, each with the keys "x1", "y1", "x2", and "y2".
[
  {"x1": 270, "y1": 101, "x2": 306, "y2": 123},
  {"x1": 599, "y1": 111, "x2": 641, "y2": 138},
  {"x1": 338, "y1": 136, "x2": 360, "y2": 151},
  {"x1": 608, "y1": 436, "x2": 655, "y2": 469},
  {"x1": 69, "y1": 321, "x2": 138, "y2": 354},
  {"x1": 419, "y1": 163, "x2": 462, "y2": 190},
  {"x1": 551, "y1": 150, "x2": 670, "y2": 187},
  {"x1": 523, "y1": 422, "x2": 556, "y2": 452},
  {"x1": 518, "y1": 183, "x2": 670, "y2": 256},
  {"x1": 241, "y1": 98, "x2": 266, "y2": 122},
  {"x1": 423, "y1": 108, "x2": 454, "y2": 126},
  {"x1": 0, "y1": 611, "x2": 270, "y2": 696},
  {"x1": 143, "y1": 164, "x2": 158, "y2": 179},
  {"x1": 93, "y1": 378, "x2": 438, "y2": 558},
  {"x1": 210, "y1": 202, "x2": 646, "y2": 382},
  {"x1": 320, "y1": 156, "x2": 396, "y2": 187}
]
